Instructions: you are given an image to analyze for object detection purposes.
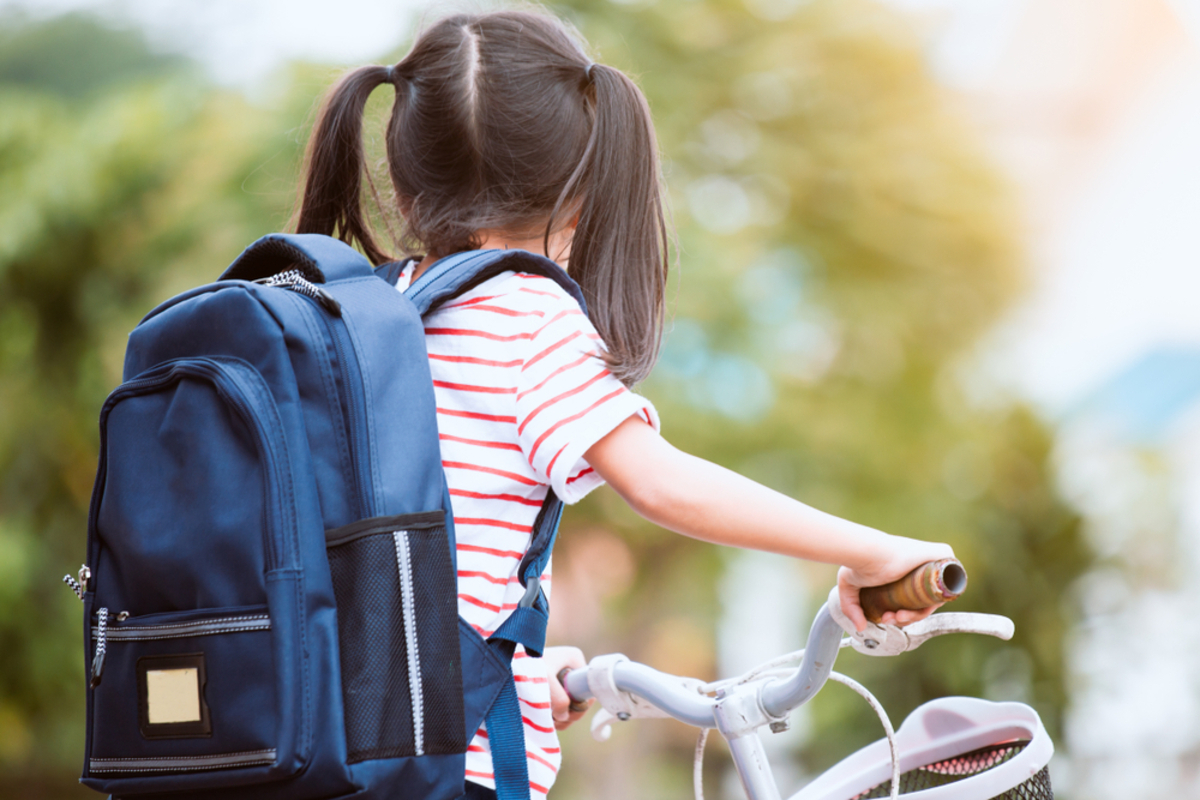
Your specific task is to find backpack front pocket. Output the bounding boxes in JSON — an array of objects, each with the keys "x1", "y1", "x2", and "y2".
[
  {"x1": 83, "y1": 356, "x2": 310, "y2": 794},
  {"x1": 86, "y1": 606, "x2": 277, "y2": 778},
  {"x1": 325, "y1": 512, "x2": 465, "y2": 762}
]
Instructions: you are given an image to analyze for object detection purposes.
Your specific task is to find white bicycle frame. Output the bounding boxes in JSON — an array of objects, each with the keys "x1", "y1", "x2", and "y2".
[{"x1": 563, "y1": 586, "x2": 1047, "y2": 800}]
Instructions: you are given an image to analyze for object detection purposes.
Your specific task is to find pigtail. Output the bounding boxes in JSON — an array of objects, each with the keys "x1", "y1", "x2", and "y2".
[
  {"x1": 293, "y1": 64, "x2": 397, "y2": 265},
  {"x1": 563, "y1": 64, "x2": 669, "y2": 387}
]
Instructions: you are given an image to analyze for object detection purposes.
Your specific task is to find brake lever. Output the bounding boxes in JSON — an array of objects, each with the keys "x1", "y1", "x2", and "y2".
[{"x1": 826, "y1": 586, "x2": 1014, "y2": 657}]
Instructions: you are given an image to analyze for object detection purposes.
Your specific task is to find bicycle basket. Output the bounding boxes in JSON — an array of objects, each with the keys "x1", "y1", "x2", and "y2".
[
  {"x1": 854, "y1": 740, "x2": 1052, "y2": 799},
  {"x1": 791, "y1": 697, "x2": 1053, "y2": 800}
]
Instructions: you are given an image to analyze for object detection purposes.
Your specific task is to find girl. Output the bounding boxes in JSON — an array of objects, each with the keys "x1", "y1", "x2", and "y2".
[{"x1": 294, "y1": 9, "x2": 953, "y2": 798}]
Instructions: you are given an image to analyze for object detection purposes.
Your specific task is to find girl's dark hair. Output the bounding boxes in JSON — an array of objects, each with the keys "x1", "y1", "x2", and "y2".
[{"x1": 293, "y1": 10, "x2": 668, "y2": 386}]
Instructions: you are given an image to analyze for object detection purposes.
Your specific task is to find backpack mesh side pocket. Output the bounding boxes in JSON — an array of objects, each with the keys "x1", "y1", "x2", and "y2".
[{"x1": 326, "y1": 512, "x2": 464, "y2": 763}]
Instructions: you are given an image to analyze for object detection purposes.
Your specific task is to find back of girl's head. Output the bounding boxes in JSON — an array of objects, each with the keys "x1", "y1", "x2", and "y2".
[{"x1": 295, "y1": 9, "x2": 668, "y2": 385}]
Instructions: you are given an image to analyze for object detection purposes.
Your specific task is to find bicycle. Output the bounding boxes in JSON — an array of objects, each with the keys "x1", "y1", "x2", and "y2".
[{"x1": 561, "y1": 560, "x2": 1054, "y2": 800}]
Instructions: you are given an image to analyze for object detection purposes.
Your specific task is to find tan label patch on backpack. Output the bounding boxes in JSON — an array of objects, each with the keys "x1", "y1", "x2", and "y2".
[{"x1": 145, "y1": 667, "x2": 202, "y2": 724}]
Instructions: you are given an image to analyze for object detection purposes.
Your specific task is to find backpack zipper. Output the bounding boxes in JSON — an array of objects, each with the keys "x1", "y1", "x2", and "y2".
[
  {"x1": 91, "y1": 613, "x2": 271, "y2": 641},
  {"x1": 255, "y1": 270, "x2": 341, "y2": 315},
  {"x1": 277, "y1": 287, "x2": 373, "y2": 520}
]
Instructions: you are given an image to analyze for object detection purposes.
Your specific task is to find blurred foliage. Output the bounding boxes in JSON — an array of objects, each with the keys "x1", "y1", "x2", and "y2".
[
  {"x1": 0, "y1": 11, "x2": 190, "y2": 101},
  {"x1": 0, "y1": 2, "x2": 1087, "y2": 798},
  {"x1": 550, "y1": 0, "x2": 1088, "y2": 796},
  {"x1": 0, "y1": 13, "x2": 305, "y2": 795}
]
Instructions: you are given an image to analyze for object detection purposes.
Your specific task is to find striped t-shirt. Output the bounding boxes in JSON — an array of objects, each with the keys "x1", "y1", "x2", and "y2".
[{"x1": 395, "y1": 261, "x2": 659, "y2": 796}]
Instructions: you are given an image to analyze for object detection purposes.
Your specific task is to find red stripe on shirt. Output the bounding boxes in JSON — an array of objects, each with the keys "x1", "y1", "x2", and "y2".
[
  {"x1": 443, "y1": 461, "x2": 540, "y2": 486},
  {"x1": 567, "y1": 467, "x2": 595, "y2": 484},
  {"x1": 527, "y1": 749, "x2": 558, "y2": 771},
  {"x1": 426, "y1": 327, "x2": 534, "y2": 342},
  {"x1": 457, "y1": 517, "x2": 532, "y2": 533},
  {"x1": 433, "y1": 380, "x2": 516, "y2": 395},
  {"x1": 518, "y1": 368, "x2": 609, "y2": 434},
  {"x1": 441, "y1": 294, "x2": 501, "y2": 309},
  {"x1": 458, "y1": 570, "x2": 521, "y2": 585},
  {"x1": 459, "y1": 594, "x2": 518, "y2": 613},
  {"x1": 516, "y1": 351, "x2": 594, "y2": 400},
  {"x1": 513, "y1": 674, "x2": 548, "y2": 683},
  {"x1": 457, "y1": 543, "x2": 524, "y2": 559},
  {"x1": 518, "y1": 286, "x2": 559, "y2": 299},
  {"x1": 532, "y1": 308, "x2": 585, "y2": 337},
  {"x1": 528, "y1": 387, "x2": 625, "y2": 461},
  {"x1": 451, "y1": 303, "x2": 546, "y2": 318},
  {"x1": 429, "y1": 353, "x2": 523, "y2": 368},
  {"x1": 545, "y1": 444, "x2": 568, "y2": 477},
  {"x1": 450, "y1": 488, "x2": 543, "y2": 507},
  {"x1": 440, "y1": 433, "x2": 523, "y2": 452},
  {"x1": 522, "y1": 331, "x2": 584, "y2": 373},
  {"x1": 522, "y1": 716, "x2": 555, "y2": 734},
  {"x1": 437, "y1": 407, "x2": 517, "y2": 424},
  {"x1": 519, "y1": 697, "x2": 551, "y2": 710}
]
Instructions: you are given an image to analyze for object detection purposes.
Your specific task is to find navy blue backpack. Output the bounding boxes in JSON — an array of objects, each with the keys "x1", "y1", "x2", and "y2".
[{"x1": 76, "y1": 234, "x2": 583, "y2": 799}]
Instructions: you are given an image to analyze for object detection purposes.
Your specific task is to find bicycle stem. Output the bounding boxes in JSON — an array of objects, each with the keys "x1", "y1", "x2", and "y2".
[{"x1": 758, "y1": 602, "x2": 844, "y2": 719}]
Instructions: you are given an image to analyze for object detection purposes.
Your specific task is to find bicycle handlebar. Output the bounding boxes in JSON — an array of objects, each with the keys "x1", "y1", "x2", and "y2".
[
  {"x1": 563, "y1": 660, "x2": 716, "y2": 727},
  {"x1": 562, "y1": 560, "x2": 979, "y2": 730},
  {"x1": 859, "y1": 559, "x2": 966, "y2": 623}
]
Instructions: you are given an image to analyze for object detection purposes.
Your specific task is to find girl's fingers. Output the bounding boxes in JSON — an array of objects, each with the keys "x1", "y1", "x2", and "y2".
[
  {"x1": 544, "y1": 646, "x2": 591, "y2": 729},
  {"x1": 554, "y1": 700, "x2": 593, "y2": 731},
  {"x1": 879, "y1": 605, "x2": 941, "y2": 626},
  {"x1": 840, "y1": 565, "x2": 946, "y2": 630},
  {"x1": 547, "y1": 669, "x2": 573, "y2": 723},
  {"x1": 836, "y1": 567, "x2": 869, "y2": 632}
]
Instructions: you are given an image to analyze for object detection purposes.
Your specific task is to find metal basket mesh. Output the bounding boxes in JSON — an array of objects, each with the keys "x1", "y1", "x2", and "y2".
[{"x1": 854, "y1": 740, "x2": 1052, "y2": 799}]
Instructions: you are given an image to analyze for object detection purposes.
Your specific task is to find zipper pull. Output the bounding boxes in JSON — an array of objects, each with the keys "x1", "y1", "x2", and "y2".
[
  {"x1": 63, "y1": 564, "x2": 90, "y2": 601},
  {"x1": 63, "y1": 574, "x2": 84, "y2": 601},
  {"x1": 256, "y1": 269, "x2": 342, "y2": 316},
  {"x1": 90, "y1": 607, "x2": 108, "y2": 688}
]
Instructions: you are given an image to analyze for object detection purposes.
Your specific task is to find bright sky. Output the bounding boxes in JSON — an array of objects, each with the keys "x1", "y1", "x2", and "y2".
[{"x1": 0, "y1": 0, "x2": 429, "y2": 84}]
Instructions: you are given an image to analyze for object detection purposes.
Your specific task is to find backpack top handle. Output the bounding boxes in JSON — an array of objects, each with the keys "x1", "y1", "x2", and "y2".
[{"x1": 221, "y1": 234, "x2": 376, "y2": 284}]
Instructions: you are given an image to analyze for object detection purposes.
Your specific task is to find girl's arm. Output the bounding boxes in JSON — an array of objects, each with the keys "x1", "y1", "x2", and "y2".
[{"x1": 584, "y1": 416, "x2": 956, "y2": 632}]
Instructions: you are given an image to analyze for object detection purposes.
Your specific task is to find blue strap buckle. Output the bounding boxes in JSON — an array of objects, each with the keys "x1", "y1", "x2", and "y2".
[{"x1": 518, "y1": 575, "x2": 541, "y2": 609}]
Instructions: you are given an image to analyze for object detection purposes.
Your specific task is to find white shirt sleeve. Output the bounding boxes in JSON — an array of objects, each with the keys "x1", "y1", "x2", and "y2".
[{"x1": 514, "y1": 283, "x2": 659, "y2": 504}]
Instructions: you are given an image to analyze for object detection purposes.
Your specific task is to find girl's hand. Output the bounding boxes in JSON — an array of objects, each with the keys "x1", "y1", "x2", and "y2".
[
  {"x1": 837, "y1": 538, "x2": 956, "y2": 632},
  {"x1": 543, "y1": 645, "x2": 592, "y2": 730}
]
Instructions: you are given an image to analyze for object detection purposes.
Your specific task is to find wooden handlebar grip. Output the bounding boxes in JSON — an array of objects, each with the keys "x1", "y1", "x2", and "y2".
[{"x1": 859, "y1": 559, "x2": 967, "y2": 624}]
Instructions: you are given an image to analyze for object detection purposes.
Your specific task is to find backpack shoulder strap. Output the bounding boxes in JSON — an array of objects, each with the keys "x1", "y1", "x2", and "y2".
[
  {"x1": 373, "y1": 258, "x2": 414, "y2": 287},
  {"x1": 221, "y1": 233, "x2": 375, "y2": 283},
  {"x1": 403, "y1": 249, "x2": 588, "y2": 317},
  {"x1": 403, "y1": 249, "x2": 585, "y2": 659},
  {"x1": 397, "y1": 249, "x2": 579, "y2": 800}
]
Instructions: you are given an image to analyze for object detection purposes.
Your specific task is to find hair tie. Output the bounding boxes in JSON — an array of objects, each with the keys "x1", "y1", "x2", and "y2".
[
  {"x1": 585, "y1": 62, "x2": 596, "y2": 83},
  {"x1": 383, "y1": 64, "x2": 397, "y2": 85}
]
